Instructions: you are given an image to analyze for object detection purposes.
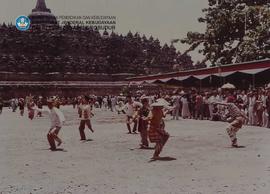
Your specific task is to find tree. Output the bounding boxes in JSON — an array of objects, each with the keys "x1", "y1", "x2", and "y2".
[
  {"x1": 181, "y1": 0, "x2": 270, "y2": 66},
  {"x1": 176, "y1": 52, "x2": 194, "y2": 70}
]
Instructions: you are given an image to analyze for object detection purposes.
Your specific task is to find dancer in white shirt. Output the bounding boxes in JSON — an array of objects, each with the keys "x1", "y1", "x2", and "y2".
[
  {"x1": 34, "y1": 98, "x2": 65, "y2": 151},
  {"x1": 78, "y1": 96, "x2": 94, "y2": 141},
  {"x1": 122, "y1": 95, "x2": 142, "y2": 134},
  {"x1": 214, "y1": 98, "x2": 247, "y2": 148}
]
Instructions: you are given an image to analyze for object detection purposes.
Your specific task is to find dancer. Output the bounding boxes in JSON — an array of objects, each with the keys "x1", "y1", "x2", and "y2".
[
  {"x1": 122, "y1": 95, "x2": 142, "y2": 134},
  {"x1": 10, "y1": 98, "x2": 17, "y2": 112},
  {"x1": 213, "y1": 98, "x2": 247, "y2": 148},
  {"x1": 37, "y1": 97, "x2": 43, "y2": 117},
  {"x1": 78, "y1": 95, "x2": 94, "y2": 141},
  {"x1": 116, "y1": 99, "x2": 125, "y2": 114},
  {"x1": 137, "y1": 98, "x2": 150, "y2": 148},
  {"x1": 34, "y1": 98, "x2": 65, "y2": 151},
  {"x1": 148, "y1": 100, "x2": 170, "y2": 160},
  {"x1": 54, "y1": 97, "x2": 61, "y2": 109},
  {"x1": 27, "y1": 98, "x2": 35, "y2": 120}
]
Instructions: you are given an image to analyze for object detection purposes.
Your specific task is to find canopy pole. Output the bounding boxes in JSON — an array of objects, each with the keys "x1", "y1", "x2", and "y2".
[
  {"x1": 222, "y1": 77, "x2": 225, "y2": 86},
  {"x1": 199, "y1": 79, "x2": 202, "y2": 91},
  {"x1": 252, "y1": 74, "x2": 255, "y2": 89},
  {"x1": 219, "y1": 76, "x2": 222, "y2": 87}
]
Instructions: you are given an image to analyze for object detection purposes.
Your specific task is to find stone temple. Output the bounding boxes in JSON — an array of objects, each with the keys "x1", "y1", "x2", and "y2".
[{"x1": 28, "y1": 0, "x2": 57, "y2": 25}]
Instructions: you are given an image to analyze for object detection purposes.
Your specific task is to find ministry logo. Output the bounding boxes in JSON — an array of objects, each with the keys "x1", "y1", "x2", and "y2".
[{"x1": 16, "y1": 16, "x2": 31, "y2": 31}]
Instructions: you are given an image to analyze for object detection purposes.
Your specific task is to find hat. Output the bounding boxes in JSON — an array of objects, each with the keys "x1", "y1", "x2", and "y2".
[
  {"x1": 141, "y1": 96, "x2": 150, "y2": 103},
  {"x1": 140, "y1": 94, "x2": 147, "y2": 99},
  {"x1": 151, "y1": 102, "x2": 165, "y2": 107},
  {"x1": 157, "y1": 98, "x2": 170, "y2": 105},
  {"x1": 151, "y1": 98, "x2": 170, "y2": 107}
]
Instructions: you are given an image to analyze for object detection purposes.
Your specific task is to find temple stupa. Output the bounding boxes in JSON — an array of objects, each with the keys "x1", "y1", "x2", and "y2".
[{"x1": 28, "y1": 0, "x2": 57, "y2": 25}]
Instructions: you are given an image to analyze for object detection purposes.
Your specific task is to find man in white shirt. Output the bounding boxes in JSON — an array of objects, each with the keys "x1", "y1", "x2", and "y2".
[
  {"x1": 78, "y1": 95, "x2": 94, "y2": 141},
  {"x1": 123, "y1": 95, "x2": 142, "y2": 134},
  {"x1": 34, "y1": 98, "x2": 65, "y2": 151}
]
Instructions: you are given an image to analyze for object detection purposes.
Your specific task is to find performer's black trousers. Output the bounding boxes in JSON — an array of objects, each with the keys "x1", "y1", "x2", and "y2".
[{"x1": 79, "y1": 120, "x2": 92, "y2": 140}]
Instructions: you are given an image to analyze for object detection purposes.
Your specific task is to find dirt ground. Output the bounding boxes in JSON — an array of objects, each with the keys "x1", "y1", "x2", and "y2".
[{"x1": 0, "y1": 106, "x2": 270, "y2": 194}]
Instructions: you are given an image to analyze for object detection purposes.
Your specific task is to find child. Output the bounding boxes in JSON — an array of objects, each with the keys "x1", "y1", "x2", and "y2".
[
  {"x1": 148, "y1": 100, "x2": 170, "y2": 160},
  {"x1": 34, "y1": 98, "x2": 65, "y2": 151},
  {"x1": 116, "y1": 100, "x2": 126, "y2": 114},
  {"x1": 78, "y1": 95, "x2": 94, "y2": 141}
]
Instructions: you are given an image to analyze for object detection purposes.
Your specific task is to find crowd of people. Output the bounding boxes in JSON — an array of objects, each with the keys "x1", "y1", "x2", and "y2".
[
  {"x1": 0, "y1": 24, "x2": 206, "y2": 75},
  {"x1": 2, "y1": 86, "x2": 270, "y2": 130},
  {"x1": 167, "y1": 88, "x2": 270, "y2": 128},
  {"x1": 1, "y1": 85, "x2": 270, "y2": 159},
  {"x1": 66, "y1": 86, "x2": 270, "y2": 129}
]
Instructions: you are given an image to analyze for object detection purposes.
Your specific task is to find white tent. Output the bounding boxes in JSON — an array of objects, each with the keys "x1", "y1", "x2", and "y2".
[
  {"x1": 177, "y1": 76, "x2": 191, "y2": 81},
  {"x1": 192, "y1": 74, "x2": 211, "y2": 80},
  {"x1": 159, "y1": 78, "x2": 173, "y2": 82},
  {"x1": 237, "y1": 67, "x2": 270, "y2": 74}
]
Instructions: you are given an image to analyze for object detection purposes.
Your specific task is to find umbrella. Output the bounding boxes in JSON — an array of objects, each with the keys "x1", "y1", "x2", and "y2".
[{"x1": 221, "y1": 83, "x2": 236, "y2": 89}]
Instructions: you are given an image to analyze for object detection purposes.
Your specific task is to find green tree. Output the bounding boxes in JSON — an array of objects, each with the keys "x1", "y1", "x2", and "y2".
[{"x1": 181, "y1": 0, "x2": 270, "y2": 65}]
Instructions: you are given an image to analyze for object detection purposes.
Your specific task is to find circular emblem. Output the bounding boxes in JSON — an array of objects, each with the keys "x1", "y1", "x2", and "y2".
[{"x1": 15, "y1": 16, "x2": 31, "y2": 31}]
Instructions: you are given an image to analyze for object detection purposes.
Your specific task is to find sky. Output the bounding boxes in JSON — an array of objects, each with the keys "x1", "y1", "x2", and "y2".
[{"x1": 0, "y1": 0, "x2": 209, "y2": 62}]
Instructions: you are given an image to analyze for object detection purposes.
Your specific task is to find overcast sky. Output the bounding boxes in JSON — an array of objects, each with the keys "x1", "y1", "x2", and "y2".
[{"x1": 0, "y1": 0, "x2": 209, "y2": 61}]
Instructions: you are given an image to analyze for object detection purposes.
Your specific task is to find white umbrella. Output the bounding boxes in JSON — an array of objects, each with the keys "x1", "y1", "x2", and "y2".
[{"x1": 221, "y1": 83, "x2": 236, "y2": 89}]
